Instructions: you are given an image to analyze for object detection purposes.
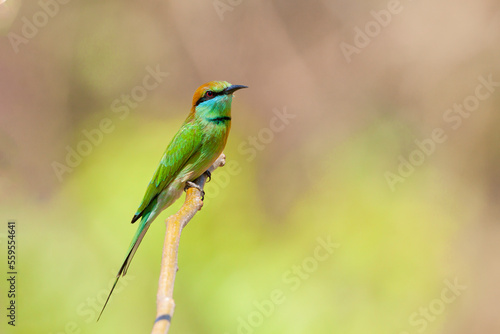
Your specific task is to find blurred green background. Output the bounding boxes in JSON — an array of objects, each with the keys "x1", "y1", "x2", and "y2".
[{"x1": 1, "y1": 0, "x2": 500, "y2": 333}]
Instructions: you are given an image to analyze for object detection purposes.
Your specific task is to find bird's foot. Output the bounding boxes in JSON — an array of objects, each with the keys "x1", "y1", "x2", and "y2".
[
  {"x1": 204, "y1": 170, "x2": 212, "y2": 182},
  {"x1": 185, "y1": 181, "x2": 205, "y2": 200}
]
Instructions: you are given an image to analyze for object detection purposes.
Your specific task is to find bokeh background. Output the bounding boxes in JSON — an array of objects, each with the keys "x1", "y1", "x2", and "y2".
[{"x1": 1, "y1": 0, "x2": 500, "y2": 333}]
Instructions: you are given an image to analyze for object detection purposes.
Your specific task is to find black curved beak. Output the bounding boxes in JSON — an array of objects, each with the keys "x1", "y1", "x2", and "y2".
[{"x1": 224, "y1": 85, "x2": 248, "y2": 95}]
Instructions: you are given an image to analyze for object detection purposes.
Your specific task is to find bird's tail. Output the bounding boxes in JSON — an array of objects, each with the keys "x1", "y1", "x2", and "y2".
[{"x1": 97, "y1": 209, "x2": 156, "y2": 321}]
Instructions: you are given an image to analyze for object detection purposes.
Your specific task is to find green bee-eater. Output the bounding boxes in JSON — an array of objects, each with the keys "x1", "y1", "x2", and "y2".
[{"x1": 98, "y1": 81, "x2": 247, "y2": 320}]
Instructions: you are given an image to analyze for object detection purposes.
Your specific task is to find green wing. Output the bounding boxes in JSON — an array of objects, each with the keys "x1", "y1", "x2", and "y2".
[{"x1": 131, "y1": 122, "x2": 201, "y2": 223}]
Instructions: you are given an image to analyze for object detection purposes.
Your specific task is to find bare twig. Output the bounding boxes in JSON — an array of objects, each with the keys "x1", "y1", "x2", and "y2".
[{"x1": 151, "y1": 153, "x2": 226, "y2": 334}]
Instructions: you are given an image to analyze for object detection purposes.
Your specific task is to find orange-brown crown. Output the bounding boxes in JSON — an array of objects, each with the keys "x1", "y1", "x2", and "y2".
[{"x1": 192, "y1": 81, "x2": 231, "y2": 107}]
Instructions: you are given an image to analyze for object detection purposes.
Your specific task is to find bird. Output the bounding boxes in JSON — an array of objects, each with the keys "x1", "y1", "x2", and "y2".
[{"x1": 97, "y1": 81, "x2": 247, "y2": 320}]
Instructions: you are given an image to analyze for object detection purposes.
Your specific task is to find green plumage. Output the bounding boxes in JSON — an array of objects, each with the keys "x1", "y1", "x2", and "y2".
[
  {"x1": 132, "y1": 122, "x2": 202, "y2": 223},
  {"x1": 97, "y1": 81, "x2": 247, "y2": 321}
]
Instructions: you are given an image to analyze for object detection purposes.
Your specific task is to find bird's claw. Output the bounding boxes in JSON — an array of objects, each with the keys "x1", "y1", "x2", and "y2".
[
  {"x1": 185, "y1": 181, "x2": 205, "y2": 200},
  {"x1": 204, "y1": 170, "x2": 212, "y2": 182}
]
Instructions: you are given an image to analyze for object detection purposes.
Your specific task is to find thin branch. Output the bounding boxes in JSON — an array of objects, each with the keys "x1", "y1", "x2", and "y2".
[{"x1": 151, "y1": 153, "x2": 226, "y2": 334}]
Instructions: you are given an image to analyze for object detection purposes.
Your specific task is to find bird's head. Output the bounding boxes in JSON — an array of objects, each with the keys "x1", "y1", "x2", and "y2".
[{"x1": 191, "y1": 81, "x2": 247, "y2": 119}]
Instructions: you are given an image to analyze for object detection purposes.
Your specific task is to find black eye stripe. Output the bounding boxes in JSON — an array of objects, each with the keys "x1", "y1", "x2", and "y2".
[{"x1": 195, "y1": 90, "x2": 224, "y2": 106}]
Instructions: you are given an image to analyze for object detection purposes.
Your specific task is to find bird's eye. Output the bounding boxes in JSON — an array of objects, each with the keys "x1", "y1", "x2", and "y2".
[{"x1": 205, "y1": 91, "x2": 214, "y2": 98}]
